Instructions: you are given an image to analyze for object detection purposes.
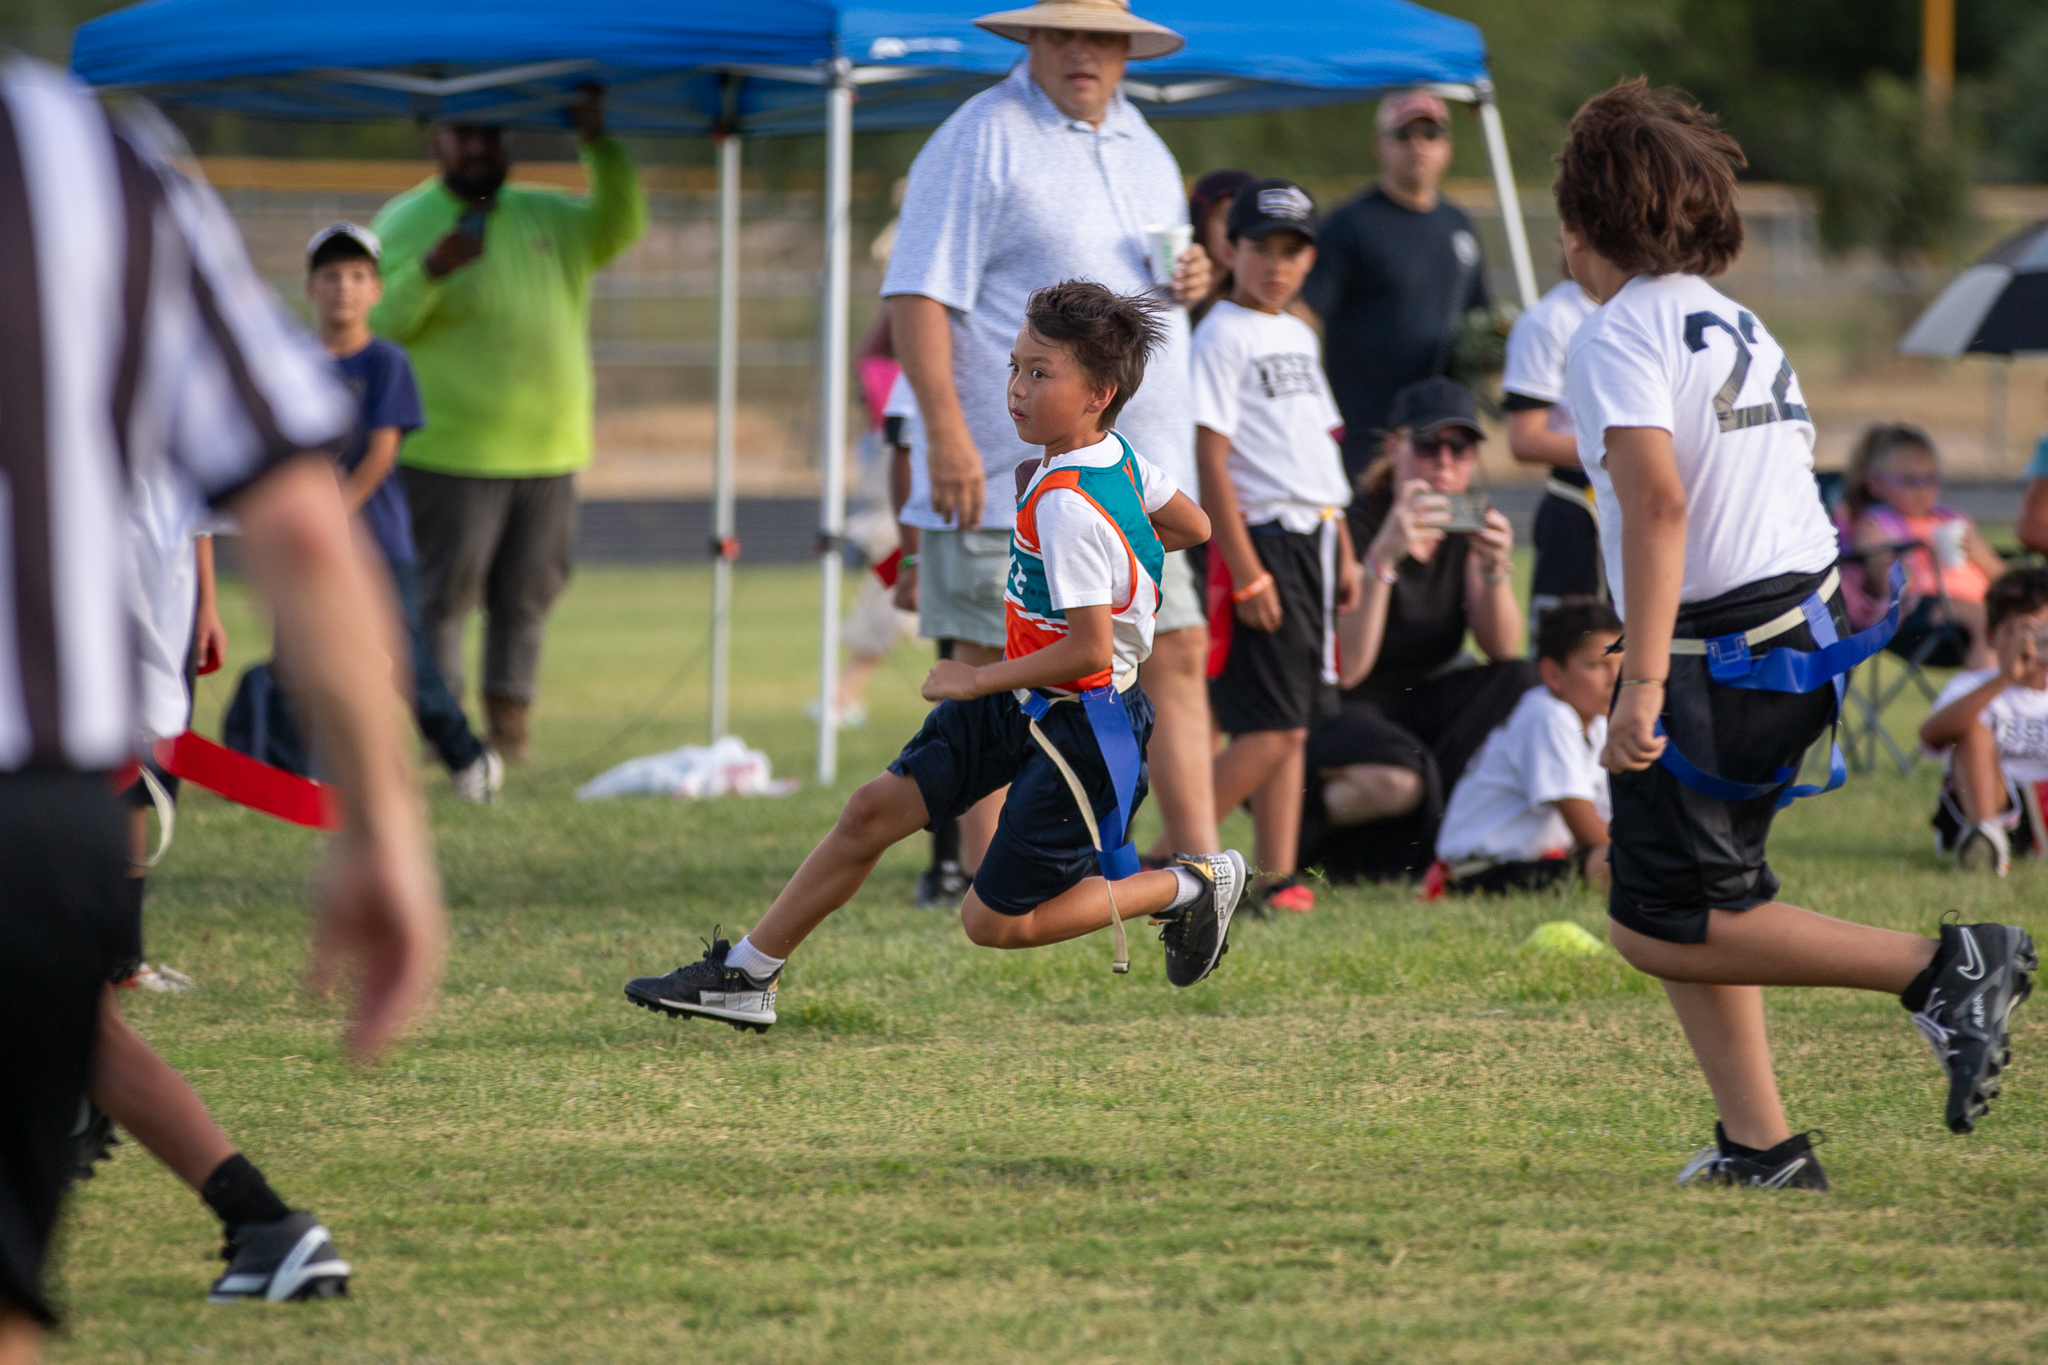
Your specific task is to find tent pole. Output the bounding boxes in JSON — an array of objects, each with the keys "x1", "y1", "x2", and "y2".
[
  {"x1": 815, "y1": 57, "x2": 854, "y2": 786},
  {"x1": 1476, "y1": 83, "x2": 1538, "y2": 310},
  {"x1": 709, "y1": 125, "x2": 741, "y2": 742}
]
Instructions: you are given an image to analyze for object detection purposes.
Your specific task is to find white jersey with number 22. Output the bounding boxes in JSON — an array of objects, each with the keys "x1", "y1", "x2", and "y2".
[{"x1": 1565, "y1": 272, "x2": 1838, "y2": 619}]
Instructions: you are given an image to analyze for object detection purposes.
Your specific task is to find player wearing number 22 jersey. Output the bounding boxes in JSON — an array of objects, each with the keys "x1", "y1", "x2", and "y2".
[{"x1": 1566, "y1": 273, "x2": 1837, "y2": 619}]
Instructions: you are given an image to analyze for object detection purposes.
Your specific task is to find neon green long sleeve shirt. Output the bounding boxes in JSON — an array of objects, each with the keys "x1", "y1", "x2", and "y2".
[{"x1": 370, "y1": 136, "x2": 646, "y2": 479}]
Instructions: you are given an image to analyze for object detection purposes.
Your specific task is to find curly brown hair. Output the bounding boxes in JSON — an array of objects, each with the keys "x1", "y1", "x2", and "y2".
[
  {"x1": 1553, "y1": 78, "x2": 1746, "y2": 279},
  {"x1": 1987, "y1": 566, "x2": 2048, "y2": 635},
  {"x1": 1024, "y1": 280, "x2": 1170, "y2": 427}
]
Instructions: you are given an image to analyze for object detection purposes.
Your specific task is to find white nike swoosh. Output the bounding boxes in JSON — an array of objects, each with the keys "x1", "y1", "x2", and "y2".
[{"x1": 1959, "y1": 930, "x2": 1986, "y2": 983}]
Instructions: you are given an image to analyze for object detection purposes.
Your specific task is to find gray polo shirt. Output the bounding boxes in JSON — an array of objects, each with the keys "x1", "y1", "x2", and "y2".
[{"x1": 882, "y1": 62, "x2": 1194, "y2": 531}]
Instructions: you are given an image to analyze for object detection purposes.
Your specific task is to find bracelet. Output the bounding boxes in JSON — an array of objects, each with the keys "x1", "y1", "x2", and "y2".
[
  {"x1": 1364, "y1": 553, "x2": 1399, "y2": 586},
  {"x1": 1481, "y1": 567, "x2": 1512, "y2": 585},
  {"x1": 1616, "y1": 677, "x2": 1665, "y2": 688},
  {"x1": 898, "y1": 554, "x2": 919, "y2": 568},
  {"x1": 1232, "y1": 572, "x2": 1275, "y2": 604}
]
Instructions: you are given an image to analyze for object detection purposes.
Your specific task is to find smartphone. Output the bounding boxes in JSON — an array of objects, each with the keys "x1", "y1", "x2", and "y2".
[
  {"x1": 457, "y1": 207, "x2": 488, "y2": 239},
  {"x1": 1440, "y1": 491, "x2": 1491, "y2": 534}
]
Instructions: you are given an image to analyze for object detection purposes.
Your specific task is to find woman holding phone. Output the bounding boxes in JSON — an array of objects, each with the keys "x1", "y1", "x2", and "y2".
[{"x1": 1299, "y1": 376, "x2": 1533, "y2": 882}]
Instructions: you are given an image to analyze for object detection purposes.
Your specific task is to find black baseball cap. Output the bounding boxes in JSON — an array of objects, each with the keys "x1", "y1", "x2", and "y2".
[
  {"x1": 1386, "y1": 377, "x2": 1482, "y2": 438},
  {"x1": 1226, "y1": 178, "x2": 1317, "y2": 243}
]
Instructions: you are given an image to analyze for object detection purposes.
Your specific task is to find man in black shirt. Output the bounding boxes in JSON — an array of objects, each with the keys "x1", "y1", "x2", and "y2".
[{"x1": 1302, "y1": 91, "x2": 1490, "y2": 478}]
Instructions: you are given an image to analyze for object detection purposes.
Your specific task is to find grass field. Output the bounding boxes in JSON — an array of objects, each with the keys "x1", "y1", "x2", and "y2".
[{"x1": 44, "y1": 563, "x2": 2048, "y2": 1365}]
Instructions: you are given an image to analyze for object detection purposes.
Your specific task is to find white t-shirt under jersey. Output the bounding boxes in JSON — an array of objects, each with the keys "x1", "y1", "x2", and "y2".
[
  {"x1": 1926, "y1": 670, "x2": 2048, "y2": 784},
  {"x1": 1502, "y1": 278, "x2": 1597, "y2": 439},
  {"x1": 1190, "y1": 300, "x2": 1350, "y2": 532},
  {"x1": 1436, "y1": 685, "x2": 1611, "y2": 863},
  {"x1": 1025, "y1": 431, "x2": 1179, "y2": 680},
  {"x1": 1566, "y1": 273, "x2": 1837, "y2": 618}
]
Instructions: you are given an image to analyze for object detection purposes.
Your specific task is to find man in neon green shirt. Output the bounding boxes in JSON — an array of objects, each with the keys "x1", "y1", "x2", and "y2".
[{"x1": 371, "y1": 89, "x2": 645, "y2": 761}]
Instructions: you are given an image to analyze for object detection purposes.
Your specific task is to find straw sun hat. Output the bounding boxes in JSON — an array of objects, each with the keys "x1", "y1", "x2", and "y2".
[{"x1": 972, "y1": 0, "x2": 1186, "y2": 60}]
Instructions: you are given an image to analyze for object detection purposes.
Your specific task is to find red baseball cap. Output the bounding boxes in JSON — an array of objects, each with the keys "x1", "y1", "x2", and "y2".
[{"x1": 1376, "y1": 90, "x2": 1452, "y2": 134}]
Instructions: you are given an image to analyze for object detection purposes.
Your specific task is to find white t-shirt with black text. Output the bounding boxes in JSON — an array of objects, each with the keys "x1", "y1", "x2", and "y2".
[
  {"x1": 1026, "y1": 431, "x2": 1180, "y2": 680},
  {"x1": 1927, "y1": 670, "x2": 2048, "y2": 784},
  {"x1": 1565, "y1": 273, "x2": 1838, "y2": 618},
  {"x1": 1190, "y1": 300, "x2": 1350, "y2": 532},
  {"x1": 1436, "y1": 685, "x2": 1610, "y2": 863},
  {"x1": 1502, "y1": 278, "x2": 1597, "y2": 439}
]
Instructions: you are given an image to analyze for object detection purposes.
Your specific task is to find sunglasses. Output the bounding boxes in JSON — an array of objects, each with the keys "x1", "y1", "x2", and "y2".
[
  {"x1": 1411, "y1": 433, "x2": 1479, "y2": 461},
  {"x1": 1872, "y1": 471, "x2": 1939, "y2": 490},
  {"x1": 1389, "y1": 122, "x2": 1447, "y2": 143}
]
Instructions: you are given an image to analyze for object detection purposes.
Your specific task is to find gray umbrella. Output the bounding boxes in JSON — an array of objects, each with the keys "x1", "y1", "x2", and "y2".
[{"x1": 1900, "y1": 220, "x2": 2048, "y2": 357}]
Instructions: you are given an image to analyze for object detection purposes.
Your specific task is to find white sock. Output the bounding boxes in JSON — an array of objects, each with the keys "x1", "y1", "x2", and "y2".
[
  {"x1": 725, "y1": 936, "x2": 785, "y2": 981},
  {"x1": 1166, "y1": 866, "x2": 1205, "y2": 911}
]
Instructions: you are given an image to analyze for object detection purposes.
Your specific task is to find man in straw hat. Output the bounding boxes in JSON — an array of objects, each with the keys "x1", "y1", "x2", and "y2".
[{"x1": 883, "y1": 0, "x2": 1223, "y2": 900}]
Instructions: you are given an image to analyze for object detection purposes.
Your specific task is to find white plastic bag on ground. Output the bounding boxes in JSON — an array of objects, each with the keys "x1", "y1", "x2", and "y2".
[{"x1": 576, "y1": 736, "x2": 799, "y2": 801}]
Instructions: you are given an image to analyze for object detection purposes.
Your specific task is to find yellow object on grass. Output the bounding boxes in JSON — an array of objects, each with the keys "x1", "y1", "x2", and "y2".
[{"x1": 1524, "y1": 920, "x2": 1608, "y2": 956}]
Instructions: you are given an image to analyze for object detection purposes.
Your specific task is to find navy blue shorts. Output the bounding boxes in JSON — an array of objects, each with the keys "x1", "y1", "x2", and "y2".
[{"x1": 889, "y1": 686, "x2": 1154, "y2": 915}]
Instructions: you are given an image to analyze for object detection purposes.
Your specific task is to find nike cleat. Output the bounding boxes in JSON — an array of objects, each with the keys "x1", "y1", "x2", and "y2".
[
  {"x1": 625, "y1": 929, "x2": 778, "y2": 1032},
  {"x1": 1157, "y1": 851, "x2": 1247, "y2": 988},
  {"x1": 209, "y1": 1212, "x2": 350, "y2": 1303},
  {"x1": 1676, "y1": 1127, "x2": 1830, "y2": 1191},
  {"x1": 1909, "y1": 919, "x2": 2037, "y2": 1134}
]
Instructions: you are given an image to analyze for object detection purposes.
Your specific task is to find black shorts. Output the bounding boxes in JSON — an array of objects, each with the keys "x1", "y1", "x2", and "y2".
[
  {"x1": 1608, "y1": 568, "x2": 1845, "y2": 945},
  {"x1": 1530, "y1": 482, "x2": 1602, "y2": 608},
  {"x1": 0, "y1": 771, "x2": 133, "y2": 1326},
  {"x1": 1211, "y1": 525, "x2": 1332, "y2": 735},
  {"x1": 889, "y1": 685, "x2": 1154, "y2": 916}
]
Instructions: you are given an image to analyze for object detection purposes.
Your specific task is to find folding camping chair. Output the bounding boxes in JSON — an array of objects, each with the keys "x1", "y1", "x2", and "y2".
[{"x1": 1816, "y1": 472, "x2": 1972, "y2": 774}]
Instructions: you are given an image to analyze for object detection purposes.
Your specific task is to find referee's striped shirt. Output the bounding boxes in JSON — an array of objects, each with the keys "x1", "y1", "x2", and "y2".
[{"x1": 0, "y1": 55, "x2": 350, "y2": 774}]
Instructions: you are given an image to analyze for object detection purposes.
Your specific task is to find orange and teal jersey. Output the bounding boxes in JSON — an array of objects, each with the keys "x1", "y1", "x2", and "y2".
[{"x1": 1006, "y1": 431, "x2": 1167, "y2": 694}]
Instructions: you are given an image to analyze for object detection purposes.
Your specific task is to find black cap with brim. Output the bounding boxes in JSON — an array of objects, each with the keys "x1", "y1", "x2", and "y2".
[
  {"x1": 1386, "y1": 376, "x2": 1482, "y2": 437},
  {"x1": 1226, "y1": 178, "x2": 1317, "y2": 243}
]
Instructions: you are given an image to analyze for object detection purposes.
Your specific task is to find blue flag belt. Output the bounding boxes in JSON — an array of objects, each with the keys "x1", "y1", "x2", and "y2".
[
  {"x1": 1653, "y1": 560, "x2": 1905, "y2": 808},
  {"x1": 1016, "y1": 677, "x2": 1143, "y2": 973}
]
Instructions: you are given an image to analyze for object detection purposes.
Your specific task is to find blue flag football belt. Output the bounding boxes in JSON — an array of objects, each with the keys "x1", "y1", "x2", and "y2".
[
  {"x1": 1652, "y1": 560, "x2": 1906, "y2": 808},
  {"x1": 1015, "y1": 679, "x2": 1145, "y2": 974}
]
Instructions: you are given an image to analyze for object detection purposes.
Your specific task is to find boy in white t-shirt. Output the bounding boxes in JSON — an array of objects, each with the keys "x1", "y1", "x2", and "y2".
[
  {"x1": 1502, "y1": 275, "x2": 1601, "y2": 626},
  {"x1": 1559, "y1": 79, "x2": 2034, "y2": 1189},
  {"x1": 1191, "y1": 179, "x2": 1362, "y2": 914},
  {"x1": 625, "y1": 283, "x2": 1246, "y2": 1032},
  {"x1": 1430, "y1": 597, "x2": 1620, "y2": 896},
  {"x1": 1920, "y1": 567, "x2": 2048, "y2": 874}
]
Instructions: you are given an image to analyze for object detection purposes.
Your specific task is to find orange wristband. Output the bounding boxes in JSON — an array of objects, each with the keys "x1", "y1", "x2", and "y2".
[{"x1": 1232, "y1": 572, "x2": 1275, "y2": 604}]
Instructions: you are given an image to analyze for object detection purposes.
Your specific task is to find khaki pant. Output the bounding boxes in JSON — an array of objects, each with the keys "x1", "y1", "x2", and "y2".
[{"x1": 401, "y1": 468, "x2": 576, "y2": 707}]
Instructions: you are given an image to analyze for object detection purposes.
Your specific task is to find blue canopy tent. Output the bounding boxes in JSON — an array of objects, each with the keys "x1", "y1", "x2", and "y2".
[{"x1": 74, "y1": 0, "x2": 1533, "y2": 784}]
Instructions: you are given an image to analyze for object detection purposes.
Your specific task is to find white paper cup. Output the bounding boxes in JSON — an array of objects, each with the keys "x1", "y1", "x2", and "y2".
[
  {"x1": 1932, "y1": 519, "x2": 1967, "y2": 569},
  {"x1": 1143, "y1": 223, "x2": 1193, "y2": 291}
]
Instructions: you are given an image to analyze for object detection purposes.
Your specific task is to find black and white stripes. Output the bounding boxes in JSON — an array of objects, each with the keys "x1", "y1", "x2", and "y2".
[{"x1": 0, "y1": 56, "x2": 349, "y2": 772}]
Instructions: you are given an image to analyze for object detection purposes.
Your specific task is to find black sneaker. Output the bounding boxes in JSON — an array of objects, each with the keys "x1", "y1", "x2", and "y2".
[
  {"x1": 624, "y1": 930, "x2": 778, "y2": 1032},
  {"x1": 914, "y1": 861, "x2": 970, "y2": 909},
  {"x1": 1157, "y1": 851, "x2": 1247, "y2": 988},
  {"x1": 70, "y1": 1097, "x2": 119, "y2": 1181},
  {"x1": 1908, "y1": 920, "x2": 2037, "y2": 1134},
  {"x1": 1676, "y1": 1126, "x2": 1830, "y2": 1191},
  {"x1": 208, "y1": 1211, "x2": 350, "y2": 1303}
]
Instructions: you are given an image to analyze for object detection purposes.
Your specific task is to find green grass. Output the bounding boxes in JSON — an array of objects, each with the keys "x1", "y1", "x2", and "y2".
[{"x1": 47, "y1": 564, "x2": 2048, "y2": 1364}]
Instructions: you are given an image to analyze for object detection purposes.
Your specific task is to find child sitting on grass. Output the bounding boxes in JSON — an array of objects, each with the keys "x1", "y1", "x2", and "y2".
[
  {"x1": 1427, "y1": 596, "x2": 1620, "y2": 897},
  {"x1": 1920, "y1": 566, "x2": 2048, "y2": 875},
  {"x1": 1846, "y1": 422, "x2": 2005, "y2": 670},
  {"x1": 624, "y1": 282, "x2": 1244, "y2": 1032},
  {"x1": 1192, "y1": 178, "x2": 1362, "y2": 915}
]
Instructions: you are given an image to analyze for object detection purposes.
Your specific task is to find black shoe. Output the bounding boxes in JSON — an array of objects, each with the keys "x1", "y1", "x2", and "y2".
[
  {"x1": 208, "y1": 1211, "x2": 350, "y2": 1303},
  {"x1": 914, "y1": 861, "x2": 970, "y2": 909},
  {"x1": 1908, "y1": 919, "x2": 2037, "y2": 1134},
  {"x1": 1676, "y1": 1126, "x2": 1830, "y2": 1191},
  {"x1": 1157, "y1": 851, "x2": 1247, "y2": 988},
  {"x1": 624, "y1": 929, "x2": 778, "y2": 1032},
  {"x1": 70, "y1": 1097, "x2": 119, "y2": 1181}
]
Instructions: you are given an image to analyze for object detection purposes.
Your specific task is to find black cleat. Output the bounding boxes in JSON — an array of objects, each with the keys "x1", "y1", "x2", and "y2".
[
  {"x1": 625, "y1": 929, "x2": 778, "y2": 1032},
  {"x1": 208, "y1": 1212, "x2": 350, "y2": 1303},
  {"x1": 70, "y1": 1097, "x2": 119, "y2": 1181},
  {"x1": 1156, "y1": 851, "x2": 1247, "y2": 987},
  {"x1": 1909, "y1": 920, "x2": 2037, "y2": 1134},
  {"x1": 914, "y1": 861, "x2": 970, "y2": 909},
  {"x1": 1676, "y1": 1127, "x2": 1830, "y2": 1191}
]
